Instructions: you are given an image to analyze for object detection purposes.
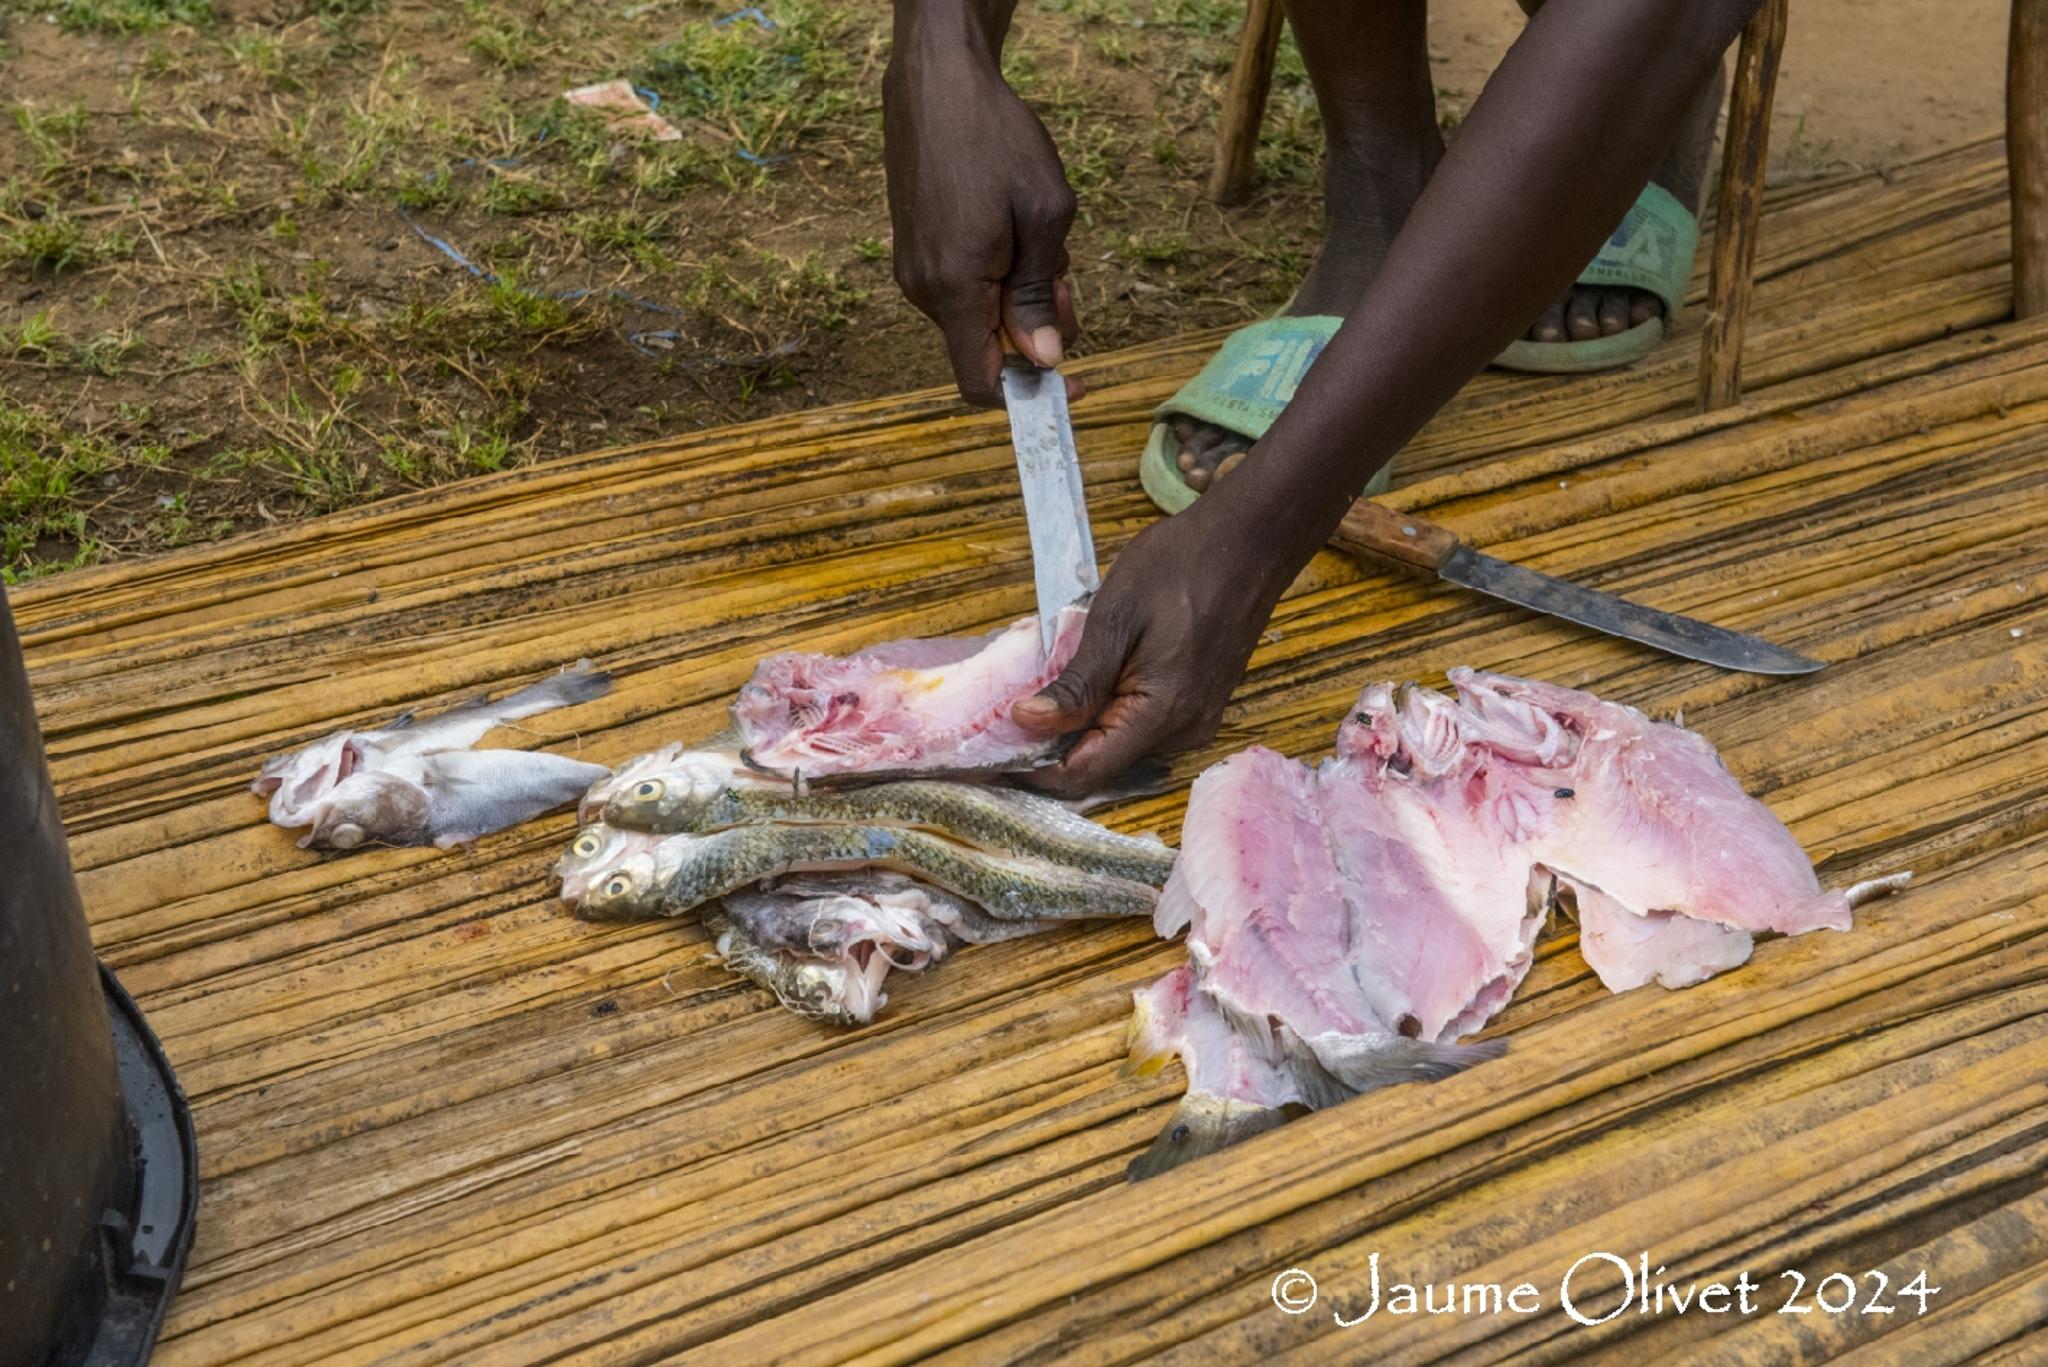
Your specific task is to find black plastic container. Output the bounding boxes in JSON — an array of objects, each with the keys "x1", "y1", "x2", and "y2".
[{"x1": 0, "y1": 589, "x2": 197, "y2": 1367}]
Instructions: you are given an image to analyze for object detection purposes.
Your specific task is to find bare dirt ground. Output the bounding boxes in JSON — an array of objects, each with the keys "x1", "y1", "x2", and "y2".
[{"x1": 0, "y1": 0, "x2": 2012, "y2": 580}]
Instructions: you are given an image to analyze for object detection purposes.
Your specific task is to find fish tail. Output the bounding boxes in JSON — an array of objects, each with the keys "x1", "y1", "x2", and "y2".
[
  {"x1": 1120, "y1": 978, "x2": 1188, "y2": 1078},
  {"x1": 1844, "y1": 871, "x2": 1912, "y2": 907},
  {"x1": 1126, "y1": 1095, "x2": 1293, "y2": 1182},
  {"x1": 1320, "y1": 1036, "x2": 1508, "y2": 1093},
  {"x1": 510, "y1": 659, "x2": 614, "y2": 713}
]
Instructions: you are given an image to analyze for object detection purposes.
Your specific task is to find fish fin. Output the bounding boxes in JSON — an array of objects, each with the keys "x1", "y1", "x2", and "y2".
[
  {"x1": 1055, "y1": 758, "x2": 1175, "y2": 814},
  {"x1": 1316, "y1": 1036, "x2": 1508, "y2": 1093},
  {"x1": 1277, "y1": 1057, "x2": 1359, "y2": 1114},
  {"x1": 1843, "y1": 871, "x2": 1912, "y2": 906},
  {"x1": 1126, "y1": 1096, "x2": 1295, "y2": 1182},
  {"x1": 494, "y1": 661, "x2": 614, "y2": 717}
]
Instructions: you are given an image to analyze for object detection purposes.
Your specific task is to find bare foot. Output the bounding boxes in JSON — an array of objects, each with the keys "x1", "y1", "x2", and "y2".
[
  {"x1": 1172, "y1": 0, "x2": 1442, "y2": 496},
  {"x1": 1520, "y1": 59, "x2": 1724, "y2": 346}
]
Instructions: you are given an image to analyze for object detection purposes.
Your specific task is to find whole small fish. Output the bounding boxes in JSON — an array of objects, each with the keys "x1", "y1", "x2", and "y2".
[
  {"x1": 253, "y1": 662, "x2": 613, "y2": 850},
  {"x1": 599, "y1": 757, "x2": 1176, "y2": 886},
  {"x1": 571, "y1": 821, "x2": 1161, "y2": 924}
]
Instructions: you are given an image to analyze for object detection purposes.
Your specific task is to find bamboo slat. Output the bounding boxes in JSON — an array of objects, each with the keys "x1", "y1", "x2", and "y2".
[{"x1": 16, "y1": 135, "x2": 2048, "y2": 1364}]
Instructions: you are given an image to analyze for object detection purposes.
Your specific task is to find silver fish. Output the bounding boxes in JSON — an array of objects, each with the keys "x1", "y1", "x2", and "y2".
[
  {"x1": 572, "y1": 822, "x2": 1160, "y2": 924},
  {"x1": 255, "y1": 661, "x2": 613, "y2": 849},
  {"x1": 308, "y1": 749, "x2": 610, "y2": 850},
  {"x1": 705, "y1": 873, "x2": 1060, "y2": 1024},
  {"x1": 601, "y1": 762, "x2": 1175, "y2": 886}
]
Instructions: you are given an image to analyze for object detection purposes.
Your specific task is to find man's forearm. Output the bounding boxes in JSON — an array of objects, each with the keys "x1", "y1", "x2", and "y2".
[
  {"x1": 1215, "y1": 0, "x2": 1763, "y2": 566},
  {"x1": 889, "y1": 0, "x2": 1018, "y2": 71}
]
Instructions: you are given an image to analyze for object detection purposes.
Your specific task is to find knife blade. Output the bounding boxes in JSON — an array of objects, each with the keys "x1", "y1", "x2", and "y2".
[
  {"x1": 1000, "y1": 359, "x2": 1100, "y2": 653},
  {"x1": 1332, "y1": 501, "x2": 1824, "y2": 675}
]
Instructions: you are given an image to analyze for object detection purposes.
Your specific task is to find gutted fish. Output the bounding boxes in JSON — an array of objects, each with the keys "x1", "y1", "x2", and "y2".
[
  {"x1": 253, "y1": 662, "x2": 612, "y2": 849},
  {"x1": 573, "y1": 820, "x2": 1160, "y2": 924},
  {"x1": 1124, "y1": 966, "x2": 1307, "y2": 1180},
  {"x1": 708, "y1": 873, "x2": 1059, "y2": 1024},
  {"x1": 1152, "y1": 745, "x2": 1519, "y2": 1135},
  {"x1": 732, "y1": 605, "x2": 1086, "y2": 781},
  {"x1": 306, "y1": 749, "x2": 610, "y2": 851},
  {"x1": 1130, "y1": 668, "x2": 1906, "y2": 1178},
  {"x1": 599, "y1": 759, "x2": 1175, "y2": 885},
  {"x1": 1334, "y1": 670, "x2": 1871, "y2": 947}
]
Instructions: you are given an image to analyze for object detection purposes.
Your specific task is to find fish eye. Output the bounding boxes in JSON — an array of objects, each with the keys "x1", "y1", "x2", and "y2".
[
  {"x1": 603, "y1": 875, "x2": 632, "y2": 898},
  {"x1": 330, "y1": 823, "x2": 364, "y2": 850},
  {"x1": 572, "y1": 831, "x2": 602, "y2": 858},
  {"x1": 633, "y1": 780, "x2": 664, "y2": 801}
]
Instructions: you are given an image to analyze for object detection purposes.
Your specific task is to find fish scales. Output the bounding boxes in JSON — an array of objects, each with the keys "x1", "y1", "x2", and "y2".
[
  {"x1": 575, "y1": 822, "x2": 1159, "y2": 923},
  {"x1": 604, "y1": 773, "x2": 1175, "y2": 886}
]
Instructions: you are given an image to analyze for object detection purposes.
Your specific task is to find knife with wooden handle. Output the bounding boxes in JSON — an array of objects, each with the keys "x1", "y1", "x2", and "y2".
[{"x1": 1330, "y1": 501, "x2": 1824, "y2": 675}]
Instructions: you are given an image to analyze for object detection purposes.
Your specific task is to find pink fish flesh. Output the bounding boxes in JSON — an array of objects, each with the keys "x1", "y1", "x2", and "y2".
[
  {"x1": 1129, "y1": 668, "x2": 1906, "y2": 1179},
  {"x1": 732, "y1": 605, "x2": 1086, "y2": 781},
  {"x1": 714, "y1": 873, "x2": 1060, "y2": 1024}
]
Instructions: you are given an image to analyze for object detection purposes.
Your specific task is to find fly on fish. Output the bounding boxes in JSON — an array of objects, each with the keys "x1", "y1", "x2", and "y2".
[
  {"x1": 1125, "y1": 668, "x2": 1910, "y2": 1180},
  {"x1": 252, "y1": 661, "x2": 613, "y2": 850}
]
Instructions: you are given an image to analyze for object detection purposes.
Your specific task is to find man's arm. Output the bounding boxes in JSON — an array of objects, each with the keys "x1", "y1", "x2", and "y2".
[
  {"x1": 885, "y1": 0, "x2": 1080, "y2": 405},
  {"x1": 1221, "y1": 0, "x2": 1763, "y2": 567},
  {"x1": 1019, "y1": 0, "x2": 1765, "y2": 792}
]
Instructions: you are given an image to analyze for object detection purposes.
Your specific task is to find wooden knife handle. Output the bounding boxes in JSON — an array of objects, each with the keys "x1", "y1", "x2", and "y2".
[{"x1": 1330, "y1": 500, "x2": 1462, "y2": 573}]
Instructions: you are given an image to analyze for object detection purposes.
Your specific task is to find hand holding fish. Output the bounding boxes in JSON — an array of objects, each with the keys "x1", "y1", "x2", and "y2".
[{"x1": 1012, "y1": 499, "x2": 1293, "y2": 796}]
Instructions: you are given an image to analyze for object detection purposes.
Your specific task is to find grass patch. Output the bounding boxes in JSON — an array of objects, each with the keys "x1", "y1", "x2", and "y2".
[
  {"x1": 0, "y1": 401, "x2": 112, "y2": 582},
  {"x1": 1114, "y1": 229, "x2": 1192, "y2": 266},
  {"x1": 0, "y1": 214, "x2": 134, "y2": 273},
  {"x1": 6, "y1": 0, "x2": 212, "y2": 35},
  {"x1": 634, "y1": 0, "x2": 862, "y2": 166},
  {"x1": 467, "y1": 13, "x2": 545, "y2": 71}
]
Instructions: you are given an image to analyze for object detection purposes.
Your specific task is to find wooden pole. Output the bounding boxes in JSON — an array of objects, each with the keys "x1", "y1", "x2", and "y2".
[
  {"x1": 2010, "y1": 0, "x2": 2048, "y2": 317},
  {"x1": 1697, "y1": 0, "x2": 1790, "y2": 411},
  {"x1": 1208, "y1": 0, "x2": 1286, "y2": 206}
]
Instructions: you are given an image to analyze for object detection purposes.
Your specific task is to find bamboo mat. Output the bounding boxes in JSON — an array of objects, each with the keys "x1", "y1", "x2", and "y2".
[{"x1": 16, "y1": 134, "x2": 2048, "y2": 1364}]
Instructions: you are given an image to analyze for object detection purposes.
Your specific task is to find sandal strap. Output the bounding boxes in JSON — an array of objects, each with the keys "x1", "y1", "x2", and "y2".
[
  {"x1": 1574, "y1": 180, "x2": 1699, "y2": 319},
  {"x1": 1152, "y1": 314, "x2": 1344, "y2": 441}
]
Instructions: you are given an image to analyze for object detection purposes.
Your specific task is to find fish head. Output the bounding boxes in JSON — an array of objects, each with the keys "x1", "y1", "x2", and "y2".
[
  {"x1": 575, "y1": 846, "x2": 669, "y2": 919},
  {"x1": 777, "y1": 956, "x2": 887, "y2": 1025},
  {"x1": 577, "y1": 743, "x2": 684, "y2": 823},
  {"x1": 303, "y1": 770, "x2": 430, "y2": 850},
  {"x1": 254, "y1": 730, "x2": 356, "y2": 818},
  {"x1": 600, "y1": 750, "x2": 748, "y2": 830},
  {"x1": 554, "y1": 824, "x2": 657, "y2": 903}
]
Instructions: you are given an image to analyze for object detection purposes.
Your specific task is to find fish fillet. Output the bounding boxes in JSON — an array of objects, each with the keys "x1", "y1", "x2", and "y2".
[
  {"x1": 732, "y1": 605, "x2": 1086, "y2": 781},
  {"x1": 1130, "y1": 668, "x2": 1905, "y2": 1179}
]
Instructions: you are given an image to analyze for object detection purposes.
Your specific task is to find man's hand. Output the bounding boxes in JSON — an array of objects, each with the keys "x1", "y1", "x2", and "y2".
[
  {"x1": 884, "y1": 32, "x2": 1081, "y2": 407},
  {"x1": 1010, "y1": 496, "x2": 1296, "y2": 796}
]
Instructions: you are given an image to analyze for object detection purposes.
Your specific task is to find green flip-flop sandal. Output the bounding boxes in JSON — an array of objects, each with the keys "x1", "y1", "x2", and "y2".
[
  {"x1": 1493, "y1": 181, "x2": 1701, "y2": 374},
  {"x1": 1138, "y1": 314, "x2": 1392, "y2": 516}
]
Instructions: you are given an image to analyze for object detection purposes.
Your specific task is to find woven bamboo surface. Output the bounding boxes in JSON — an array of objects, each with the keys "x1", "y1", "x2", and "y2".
[{"x1": 15, "y1": 135, "x2": 2047, "y2": 1363}]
